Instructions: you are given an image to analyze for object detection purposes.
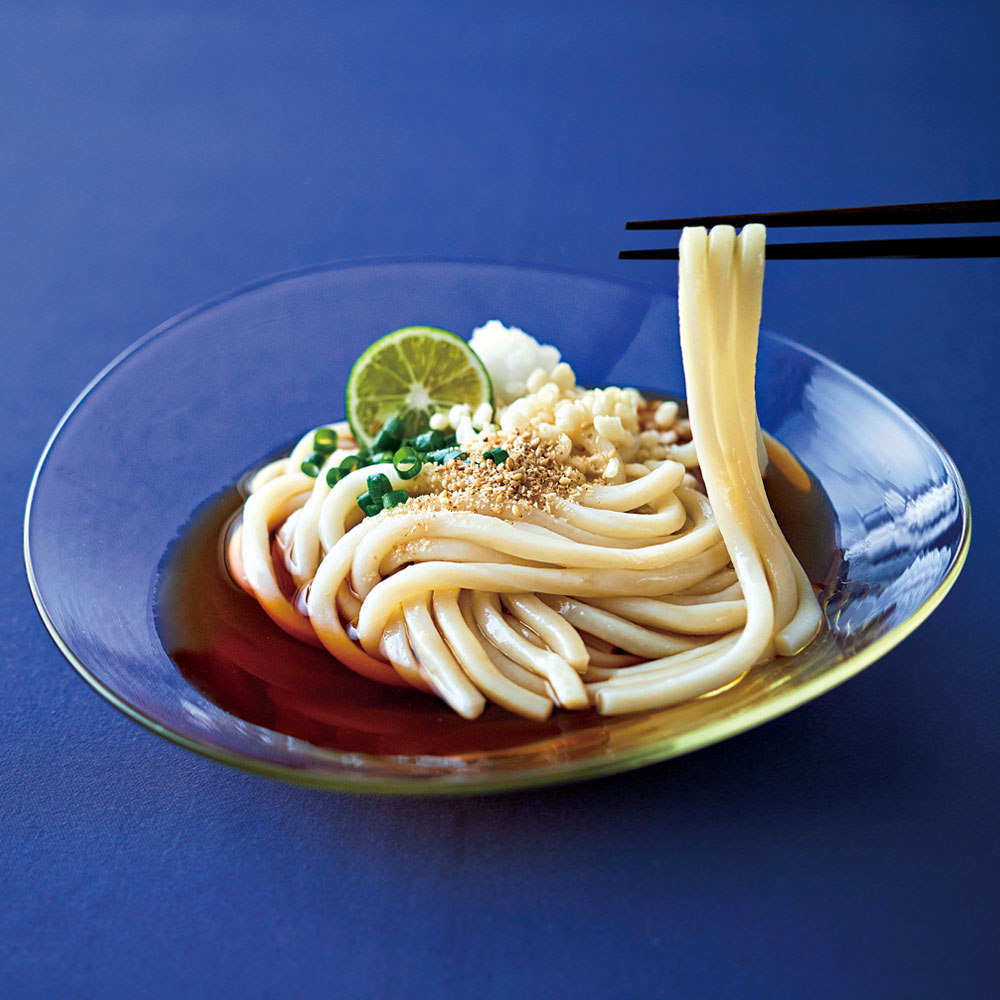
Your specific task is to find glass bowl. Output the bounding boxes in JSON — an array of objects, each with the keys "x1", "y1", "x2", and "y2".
[{"x1": 24, "y1": 258, "x2": 970, "y2": 794}]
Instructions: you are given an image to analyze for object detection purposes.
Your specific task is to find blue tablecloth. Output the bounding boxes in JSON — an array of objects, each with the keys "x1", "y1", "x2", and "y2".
[{"x1": 3, "y1": 2, "x2": 996, "y2": 996}]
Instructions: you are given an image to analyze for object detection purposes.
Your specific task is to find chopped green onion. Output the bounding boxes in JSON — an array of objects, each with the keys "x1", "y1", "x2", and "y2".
[
  {"x1": 483, "y1": 447, "x2": 509, "y2": 464},
  {"x1": 382, "y1": 416, "x2": 402, "y2": 437},
  {"x1": 306, "y1": 450, "x2": 326, "y2": 466},
  {"x1": 414, "y1": 429, "x2": 445, "y2": 452},
  {"x1": 372, "y1": 416, "x2": 403, "y2": 452},
  {"x1": 373, "y1": 428, "x2": 399, "y2": 452},
  {"x1": 300, "y1": 461, "x2": 320, "y2": 478},
  {"x1": 357, "y1": 481, "x2": 394, "y2": 517},
  {"x1": 392, "y1": 446, "x2": 422, "y2": 480},
  {"x1": 326, "y1": 467, "x2": 342, "y2": 487},
  {"x1": 427, "y1": 448, "x2": 467, "y2": 464},
  {"x1": 366, "y1": 472, "x2": 392, "y2": 500},
  {"x1": 313, "y1": 427, "x2": 338, "y2": 453},
  {"x1": 371, "y1": 450, "x2": 395, "y2": 464},
  {"x1": 339, "y1": 454, "x2": 362, "y2": 475},
  {"x1": 441, "y1": 433, "x2": 458, "y2": 448},
  {"x1": 381, "y1": 489, "x2": 409, "y2": 510}
]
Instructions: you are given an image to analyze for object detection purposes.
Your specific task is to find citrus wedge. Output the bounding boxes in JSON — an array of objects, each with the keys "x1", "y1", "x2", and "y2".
[{"x1": 345, "y1": 326, "x2": 493, "y2": 447}]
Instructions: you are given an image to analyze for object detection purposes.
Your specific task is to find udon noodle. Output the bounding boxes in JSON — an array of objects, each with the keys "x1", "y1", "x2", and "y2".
[{"x1": 227, "y1": 224, "x2": 822, "y2": 720}]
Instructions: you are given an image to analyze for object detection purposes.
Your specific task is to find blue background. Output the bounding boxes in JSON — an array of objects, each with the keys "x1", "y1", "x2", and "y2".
[{"x1": 3, "y1": 2, "x2": 997, "y2": 997}]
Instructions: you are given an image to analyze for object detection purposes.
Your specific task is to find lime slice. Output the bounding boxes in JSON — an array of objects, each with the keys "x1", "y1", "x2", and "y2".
[{"x1": 346, "y1": 326, "x2": 493, "y2": 446}]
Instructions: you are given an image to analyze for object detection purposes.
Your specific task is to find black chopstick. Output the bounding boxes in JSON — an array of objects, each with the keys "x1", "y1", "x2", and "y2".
[
  {"x1": 618, "y1": 235, "x2": 1000, "y2": 260},
  {"x1": 625, "y1": 198, "x2": 1000, "y2": 231}
]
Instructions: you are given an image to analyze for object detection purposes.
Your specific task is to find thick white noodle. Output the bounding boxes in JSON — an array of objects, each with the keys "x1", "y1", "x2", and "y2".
[{"x1": 235, "y1": 226, "x2": 821, "y2": 719}]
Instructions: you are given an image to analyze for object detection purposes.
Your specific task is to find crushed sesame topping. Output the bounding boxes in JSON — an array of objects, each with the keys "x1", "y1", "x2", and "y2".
[{"x1": 396, "y1": 428, "x2": 586, "y2": 518}]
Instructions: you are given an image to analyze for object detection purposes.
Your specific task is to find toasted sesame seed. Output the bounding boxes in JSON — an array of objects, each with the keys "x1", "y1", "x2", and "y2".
[{"x1": 390, "y1": 427, "x2": 587, "y2": 519}]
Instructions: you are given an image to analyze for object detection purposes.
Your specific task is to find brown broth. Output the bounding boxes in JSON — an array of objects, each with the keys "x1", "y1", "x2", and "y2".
[{"x1": 155, "y1": 460, "x2": 840, "y2": 756}]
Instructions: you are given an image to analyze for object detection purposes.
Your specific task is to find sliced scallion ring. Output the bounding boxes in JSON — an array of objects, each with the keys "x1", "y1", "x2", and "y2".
[
  {"x1": 366, "y1": 472, "x2": 392, "y2": 501},
  {"x1": 392, "y1": 446, "x2": 422, "y2": 480},
  {"x1": 313, "y1": 427, "x2": 338, "y2": 453}
]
